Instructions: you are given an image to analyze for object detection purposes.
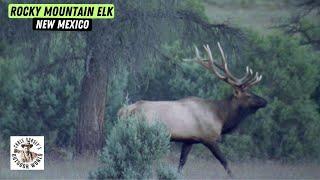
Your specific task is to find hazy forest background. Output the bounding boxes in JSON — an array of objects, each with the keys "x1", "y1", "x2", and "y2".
[{"x1": 1, "y1": 0, "x2": 320, "y2": 179}]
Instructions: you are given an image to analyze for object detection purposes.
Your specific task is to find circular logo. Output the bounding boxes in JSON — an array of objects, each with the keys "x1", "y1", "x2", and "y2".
[{"x1": 10, "y1": 136, "x2": 44, "y2": 170}]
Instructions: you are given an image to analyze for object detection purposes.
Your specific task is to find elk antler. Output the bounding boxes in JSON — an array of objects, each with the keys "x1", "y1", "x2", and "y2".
[{"x1": 186, "y1": 42, "x2": 262, "y2": 90}]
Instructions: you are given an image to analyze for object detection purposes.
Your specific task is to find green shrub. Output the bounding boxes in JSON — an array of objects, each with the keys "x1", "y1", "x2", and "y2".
[
  {"x1": 89, "y1": 114, "x2": 172, "y2": 179},
  {"x1": 156, "y1": 163, "x2": 179, "y2": 180},
  {"x1": 220, "y1": 134, "x2": 255, "y2": 160},
  {"x1": 0, "y1": 74, "x2": 79, "y2": 150},
  {"x1": 105, "y1": 64, "x2": 130, "y2": 134},
  {"x1": 0, "y1": 34, "x2": 83, "y2": 151},
  {"x1": 241, "y1": 33, "x2": 320, "y2": 161}
]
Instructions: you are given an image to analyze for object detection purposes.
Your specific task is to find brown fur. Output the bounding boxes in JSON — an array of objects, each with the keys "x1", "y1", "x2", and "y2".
[{"x1": 118, "y1": 93, "x2": 266, "y2": 141}]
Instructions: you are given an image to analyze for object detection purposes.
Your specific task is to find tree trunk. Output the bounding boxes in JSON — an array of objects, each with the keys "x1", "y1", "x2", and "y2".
[{"x1": 75, "y1": 54, "x2": 108, "y2": 155}]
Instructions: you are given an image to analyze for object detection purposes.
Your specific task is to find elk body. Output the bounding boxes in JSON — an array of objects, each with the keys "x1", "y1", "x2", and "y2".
[{"x1": 118, "y1": 43, "x2": 267, "y2": 176}]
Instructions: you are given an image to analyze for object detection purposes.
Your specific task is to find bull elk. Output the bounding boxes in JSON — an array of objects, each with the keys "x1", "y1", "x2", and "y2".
[{"x1": 118, "y1": 42, "x2": 267, "y2": 177}]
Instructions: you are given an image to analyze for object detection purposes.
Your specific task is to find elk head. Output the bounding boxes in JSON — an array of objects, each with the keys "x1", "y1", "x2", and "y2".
[{"x1": 187, "y1": 42, "x2": 267, "y2": 113}]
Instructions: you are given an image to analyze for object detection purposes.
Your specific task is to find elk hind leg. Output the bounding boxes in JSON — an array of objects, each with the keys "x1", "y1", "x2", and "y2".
[
  {"x1": 178, "y1": 142, "x2": 193, "y2": 173},
  {"x1": 203, "y1": 141, "x2": 233, "y2": 177}
]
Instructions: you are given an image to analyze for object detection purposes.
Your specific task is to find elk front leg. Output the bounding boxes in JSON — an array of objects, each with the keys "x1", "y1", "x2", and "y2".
[
  {"x1": 203, "y1": 141, "x2": 233, "y2": 177},
  {"x1": 178, "y1": 142, "x2": 193, "y2": 173}
]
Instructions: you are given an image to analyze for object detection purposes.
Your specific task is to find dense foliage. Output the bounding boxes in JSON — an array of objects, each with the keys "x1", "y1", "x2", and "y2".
[
  {"x1": 0, "y1": 33, "x2": 83, "y2": 151},
  {"x1": 242, "y1": 33, "x2": 320, "y2": 160},
  {"x1": 89, "y1": 114, "x2": 176, "y2": 179}
]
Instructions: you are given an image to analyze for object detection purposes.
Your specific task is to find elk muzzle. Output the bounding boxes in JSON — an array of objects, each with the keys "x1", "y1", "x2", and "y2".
[{"x1": 256, "y1": 97, "x2": 267, "y2": 108}]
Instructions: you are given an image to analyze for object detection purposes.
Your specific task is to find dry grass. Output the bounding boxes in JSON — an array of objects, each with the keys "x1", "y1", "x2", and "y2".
[
  {"x1": 0, "y1": 154, "x2": 99, "y2": 179},
  {"x1": 1, "y1": 150, "x2": 319, "y2": 180},
  {"x1": 204, "y1": 0, "x2": 294, "y2": 34},
  {"x1": 167, "y1": 150, "x2": 320, "y2": 179}
]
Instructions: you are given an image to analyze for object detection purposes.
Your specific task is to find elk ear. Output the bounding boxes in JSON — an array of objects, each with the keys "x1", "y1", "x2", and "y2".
[{"x1": 233, "y1": 89, "x2": 243, "y2": 98}]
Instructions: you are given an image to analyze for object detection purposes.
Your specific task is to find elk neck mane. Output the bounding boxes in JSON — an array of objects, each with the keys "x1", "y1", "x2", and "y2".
[{"x1": 214, "y1": 96, "x2": 257, "y2": 135}]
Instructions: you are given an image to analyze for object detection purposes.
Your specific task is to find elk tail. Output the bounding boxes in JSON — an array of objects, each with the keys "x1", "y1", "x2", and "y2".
[{"x1": 117, "y1": 104, "x2": 137, "y2": 119}]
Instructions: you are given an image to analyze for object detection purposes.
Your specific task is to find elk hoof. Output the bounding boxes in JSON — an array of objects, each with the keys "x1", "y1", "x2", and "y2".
[{"x1": 226, "y1": 168, "x2": 234, "y2": 178}]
